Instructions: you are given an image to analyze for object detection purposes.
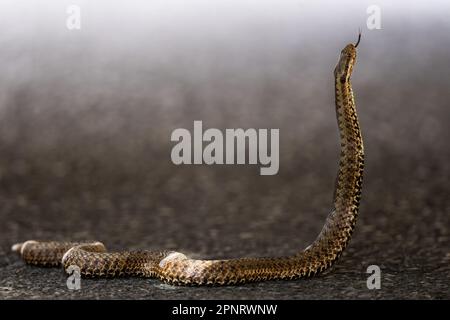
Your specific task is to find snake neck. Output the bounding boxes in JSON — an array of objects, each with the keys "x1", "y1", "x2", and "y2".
[
  {"x1": 334, "y1": 74, "x2": 364, "y2": 215},
  {"x1": 303, "y1": 75, "x2": 364, "y2": 272}
]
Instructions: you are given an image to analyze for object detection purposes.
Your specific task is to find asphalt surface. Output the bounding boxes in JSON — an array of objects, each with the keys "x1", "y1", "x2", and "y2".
[{"x1": 0, "y1": 2, "x2": 449, "y2": 299}]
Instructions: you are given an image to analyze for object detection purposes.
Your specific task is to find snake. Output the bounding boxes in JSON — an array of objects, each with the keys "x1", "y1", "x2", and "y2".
[{"x1": 11, "y1": 35, "x2": 364, "y2": 285}]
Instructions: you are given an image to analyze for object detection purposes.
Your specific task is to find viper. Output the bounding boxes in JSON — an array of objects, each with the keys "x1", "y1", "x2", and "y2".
[{"x1": 12, "y1": 34, "x2": 364, "y2": 285}]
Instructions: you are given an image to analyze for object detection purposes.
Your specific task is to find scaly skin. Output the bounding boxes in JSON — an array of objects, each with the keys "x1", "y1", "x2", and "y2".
[{"x1": 12, "y1": 36, "x2": 364, "y2": 285}]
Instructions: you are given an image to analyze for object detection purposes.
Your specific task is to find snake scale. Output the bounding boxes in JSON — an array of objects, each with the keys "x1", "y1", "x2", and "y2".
[{"x1": 12, "y1": 35, "x2": 364, "y2": 285}]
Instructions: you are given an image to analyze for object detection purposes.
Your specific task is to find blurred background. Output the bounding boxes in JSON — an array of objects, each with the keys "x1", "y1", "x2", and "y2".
[{"x1": 0, "y1": 0, "x2": 448, "y2": 299}]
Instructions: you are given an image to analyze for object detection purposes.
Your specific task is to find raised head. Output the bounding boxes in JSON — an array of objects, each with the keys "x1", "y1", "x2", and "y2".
[{"x1": 334, "y1": 31, "x2": 361, "y2": 79}]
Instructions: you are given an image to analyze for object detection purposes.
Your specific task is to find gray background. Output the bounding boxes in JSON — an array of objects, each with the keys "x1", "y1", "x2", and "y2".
[{"x1": 0, "y1": 0, "x2": 449, "y2": 299}]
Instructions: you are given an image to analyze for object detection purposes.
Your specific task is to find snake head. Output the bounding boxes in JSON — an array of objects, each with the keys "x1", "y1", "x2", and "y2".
[
  {"x1": 334, "y1": 44, "x2": 357, "y2": 79},
  {"x1": 334, "y1": 32, "x2": 360, "y2": 79},
  {"x1": 342, "y1": 44, "x2": 357, "y2": 59}
]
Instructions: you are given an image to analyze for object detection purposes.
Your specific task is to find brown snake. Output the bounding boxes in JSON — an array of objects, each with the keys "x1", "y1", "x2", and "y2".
[{"x1": 12, "y1": 35, "x2": 364, "y2": 285}]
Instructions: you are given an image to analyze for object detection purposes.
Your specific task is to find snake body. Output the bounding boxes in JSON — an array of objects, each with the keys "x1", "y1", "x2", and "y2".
[{"x1": 12, "y1": 37, "x2": 364, "y2": 285}]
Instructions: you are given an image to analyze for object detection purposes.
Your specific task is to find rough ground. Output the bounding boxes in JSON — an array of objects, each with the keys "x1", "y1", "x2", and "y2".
[{"x1": 0, "y1": 2, "x2": 449, "y2": 299}]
